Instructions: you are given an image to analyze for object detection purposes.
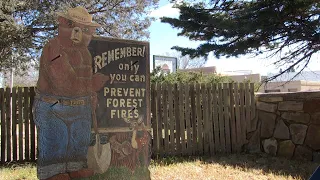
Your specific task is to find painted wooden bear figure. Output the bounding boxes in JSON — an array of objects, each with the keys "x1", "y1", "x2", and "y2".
[{"x1": 33, "y1": 6, "x2": 108, "y2": 180}]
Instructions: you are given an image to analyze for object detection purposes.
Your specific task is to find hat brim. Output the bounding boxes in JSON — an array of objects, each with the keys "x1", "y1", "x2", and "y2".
[{"x1": 56, "y1": 12, "x2": 101, "y2": 27}]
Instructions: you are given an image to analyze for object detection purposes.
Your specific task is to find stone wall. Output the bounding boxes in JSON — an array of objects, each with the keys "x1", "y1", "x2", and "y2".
[{"x1": 248, "y1": 91, "x2": 320, "y2": 161}]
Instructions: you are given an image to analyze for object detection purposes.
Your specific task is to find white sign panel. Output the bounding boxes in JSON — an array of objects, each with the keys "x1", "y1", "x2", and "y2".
[{"x1": 153, "y1": 55, "x2": 177, "y2": 73}]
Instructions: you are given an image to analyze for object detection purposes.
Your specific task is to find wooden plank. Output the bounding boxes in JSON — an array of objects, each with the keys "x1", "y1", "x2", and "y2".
[
  {"x1": 156, "y1": 83, "x2": 163, "y2": 157},
  {"x1": 245, "y1": 83, "x2": 251, "y2": 133},
  {"x1": 0, "y1": 88, "x2": 5, "y2": 163},
  {"x1": 167, "y1": 83, "x2": 175, "y2": 155},
  {"x1": 223, "y1": 83, "x2": 231, "y2": 153},
  {"x1": 229, "y1": 83, "x2": 237, "y2": 153},
  {"x1": 29, "y1": 87, "x2": 36, "y2": 161},
  {"x1": 202, "y1": 84, "x2": 210, "y2": 155},
  {"x1": 6, "y1": 88, "x2": 11, "y2": 162},
  {"x1": 24, "y1": 87, "x2": 30, "y2": 161},
  {"x1": 151, "y1": 84, "x2": 157, "y2": 156},
  {"x1": 212, "y1": 84, "x2": 220, "y2": 153},
  {"x1": 207, "y1": 84, "x2": 214, "y2": 155},
  {"x1": 190, "y1": 84, "x2": 197, "y2": 155},
  {"x1": 18, "y1": 87, "x2": 23, "y2": 161},
  {"x1": 234, "y1": 83, "x2": 242, "y2": 152},
  {"x1": 196, "y1": 84, "x2": 203, "y2": 155},
  {"x1": 162, "y1": 83, "x2": 169, "y2": 155},
  {"x1": 12, "y1": 87, "x2": 17, "y2": 161},
  {"x1": 250, "y1": 83, "x2": 256, "y2": 132},
  {"x1": 239, "y1": 83, "x2": 246, "y2": 146},
  {"x1": 218, "y1": 83, "x2": 225, "y2": 153},
  {"x1": 184, "y1": 84, "x2": 191, "y2": 155},
  {"x1": 174, "y1": 84, "x2": 181, "y2": 155},
  {"x1": 179, "y1": 83, "x2": 186, "y2": 155}
]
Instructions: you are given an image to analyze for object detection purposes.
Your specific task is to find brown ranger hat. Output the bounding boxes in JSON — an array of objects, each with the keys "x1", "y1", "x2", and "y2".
[{"x1": 56, "y1": 6, "x2": 101, "y2": 27}]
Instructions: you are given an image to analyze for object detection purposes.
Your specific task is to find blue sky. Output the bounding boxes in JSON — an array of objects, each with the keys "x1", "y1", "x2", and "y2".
[{"x1": 148, "y1": 0, "x2": 320, "y2": 75}]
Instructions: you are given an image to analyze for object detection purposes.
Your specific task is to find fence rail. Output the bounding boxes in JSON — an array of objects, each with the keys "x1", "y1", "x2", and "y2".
[{"x1": 0, "y1": 83, "x2": 255, "y2": 164}]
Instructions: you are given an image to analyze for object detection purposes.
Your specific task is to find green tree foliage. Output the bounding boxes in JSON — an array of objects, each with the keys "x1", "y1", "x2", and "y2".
[
  {"x1": 151, "y1": 66, "x2": 233, "y2": 84},
  {"x1": 161, "y1": 0, "x2": 320, "y2": 81},
  {"x1": 0, "y1": 0, "x2": 159, "y2": 72}
]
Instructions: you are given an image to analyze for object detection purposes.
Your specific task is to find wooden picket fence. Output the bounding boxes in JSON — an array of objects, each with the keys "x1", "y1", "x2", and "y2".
[
  {"x1": 151, "y1": 83, "x2": 256, "y2": 157},
  {"x1": 0, "y1": 87, "x2": 36, "y2": 163},
  {"x1": 0, "y1": 83, "x2": 255, "y2": 164}
]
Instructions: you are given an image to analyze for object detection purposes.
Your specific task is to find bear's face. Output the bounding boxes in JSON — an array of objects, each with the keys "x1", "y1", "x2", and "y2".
[{"x1": 57, "y1": 17, "x2": 96, "y2": 47}]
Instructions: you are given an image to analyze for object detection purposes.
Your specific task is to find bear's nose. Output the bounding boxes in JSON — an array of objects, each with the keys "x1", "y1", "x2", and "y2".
[{"x1": 74, "y1": 29, "x2": 79, "y2": 33}]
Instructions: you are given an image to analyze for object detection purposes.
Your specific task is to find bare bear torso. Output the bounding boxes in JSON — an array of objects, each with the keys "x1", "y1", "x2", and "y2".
[{"x1": 37, "y1": 37, "x2": 93, "y2": 97}]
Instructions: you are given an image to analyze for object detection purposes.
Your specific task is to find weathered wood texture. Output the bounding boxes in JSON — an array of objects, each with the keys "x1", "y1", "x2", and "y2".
[
  {"x1": 149, "y1": 83, "x2": 255, "y2": 157},
  {"x1": 0, "y1": 87, "x2": 37, "y2": 163},
  {"x1": 0, "y1": 83, "x2": 255, "y2": 163}
]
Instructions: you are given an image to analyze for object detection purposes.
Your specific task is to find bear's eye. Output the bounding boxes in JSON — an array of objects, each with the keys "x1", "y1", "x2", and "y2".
[
  {"x1": 82, "y1": 27, "x2": 89, "y2": 33},
  {"x1": 67, "y1": 20, "x2": 74, "y2": 27}
]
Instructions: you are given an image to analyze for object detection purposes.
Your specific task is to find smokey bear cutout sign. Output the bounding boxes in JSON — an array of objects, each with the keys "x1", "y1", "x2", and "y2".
[
  {"x1": 88, "y1": 36, "x2": 151, "y2": 179},
  {"x1": 34, "y1": 6, "x2": 151, "y2": 180},
  {"x1": 33, "y1": 6, "x2": 110, "y2": 180}
]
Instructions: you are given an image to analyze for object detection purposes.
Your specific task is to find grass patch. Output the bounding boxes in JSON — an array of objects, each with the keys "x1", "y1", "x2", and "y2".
[
  {"x1": 0, "y1": 162, "x2": 37, "y2": 180},
  {"x1": 0, "y1": 153, "x2": 318, "y2": 180}
]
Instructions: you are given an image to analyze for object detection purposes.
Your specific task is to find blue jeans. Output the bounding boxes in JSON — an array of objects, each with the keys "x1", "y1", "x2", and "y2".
[{"x1": 33, "y1": 93, "x2": 92, "y2": 179}]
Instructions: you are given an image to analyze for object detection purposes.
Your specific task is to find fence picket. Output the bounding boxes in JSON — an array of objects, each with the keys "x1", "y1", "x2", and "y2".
[
  {"x1": 250, "y1": 83, "x2": 256, "y2": 132},
  {"x1": 6, "y1": 88, "x2": 11, "y2": 162},
  {"x1": 223, "y1": 84, "x2": 231, "y2": 153},
  {"x1": 207, "y1": 84, "x2": 214, "y2": 155},
  {"x1": 245, "y1": 83, "x2": 251, "y2": 133},
  {"x1": 239, "y1": 83, "x2": 246, "y2": 145},
  {"x1": 229, "y1": 83, "x2": 237, "y2": 153},
  {"x1": 12, "y1": 87, "x2": 17, "y2": 161},
  {"x1": 18, "y1": 88, "x2": 23, "y2": 161},
  {"x1": 167, "y1": 83, "x2": 175, "y2": 155},
  {"x1": 29, "y1": 87, "x2": 36, "y2": 161},
  {"x1": 184, "y1": 84, "x2": 192, "y2": 155},
  {"x1": 179, "y1": 83, "x2": 186, "y2": 155},
  {"x1": 234, "y1": 83, "x2": 242, "y2": 152},
  {"x1": 24, "y1": 87, "x2": 30, "y2": 161},
  {"x1": 1, "y1": 88, "x2": 5, "y2": 163},
  {"x1": 190, "y1": 84, "x2": 197, "y2": 155},
  {"x1": 156, "y1": 84, "x2": 163, "y2": 157},
  {"x1": 151, "y1": 84, "x2": 157, "y2": 156},
  {"x1": 202, "y1": 84, "x2": 210, "y2": 155},
  {"x1": 174, "y1": 84, "x2": 181, "y2": 155},
  {"x1": 162, "y1": 83, "x2": 169, "y2": 154},
  {"x1": 196, "y1": 84, "x2": 203, "y2": 154},
  {"x1": 212, "y1": 84, "x2": 220, "y2": 153},
  {"x1": 218, "y1": 83, "x2": 225, "y2": 152}
]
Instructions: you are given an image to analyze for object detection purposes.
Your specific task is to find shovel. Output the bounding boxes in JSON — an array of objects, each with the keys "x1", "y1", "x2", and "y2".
[
  {"x1": 87, "y1": 134, "x2": 111, "y2": 174},
  {"x1": 87, "y1": 108, "x2": 111, "y2": 174}
]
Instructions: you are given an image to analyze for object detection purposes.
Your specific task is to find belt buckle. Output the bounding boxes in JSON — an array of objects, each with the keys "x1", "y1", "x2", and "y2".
[{"x1": 70, "y1": 99, "x2": 85, "y2": 106}]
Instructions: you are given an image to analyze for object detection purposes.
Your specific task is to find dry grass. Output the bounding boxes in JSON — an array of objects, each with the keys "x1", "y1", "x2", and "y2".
[
  {"x1": 150, "y1": 153, "x2": 319, "y2": 180},
  {"x1": 0, "y1": 162, "x2": 37, "y2": 180},
  {"x1": 0, "y1": 153, "x2": 318, "y2": 180}
]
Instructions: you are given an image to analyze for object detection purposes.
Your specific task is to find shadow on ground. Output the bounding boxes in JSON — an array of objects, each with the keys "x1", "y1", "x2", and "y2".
[
  {"x1": 1, "y1": 153, "x2": 319, "y2": 180},
  {"x1": 152, "y1": 153, "x2": 319, "y2": 180}
]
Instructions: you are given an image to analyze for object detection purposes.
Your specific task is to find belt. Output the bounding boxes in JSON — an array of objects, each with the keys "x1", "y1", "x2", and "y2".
[{"x1": 36, "y1": 95, "x2": 88, "y2": 106}]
